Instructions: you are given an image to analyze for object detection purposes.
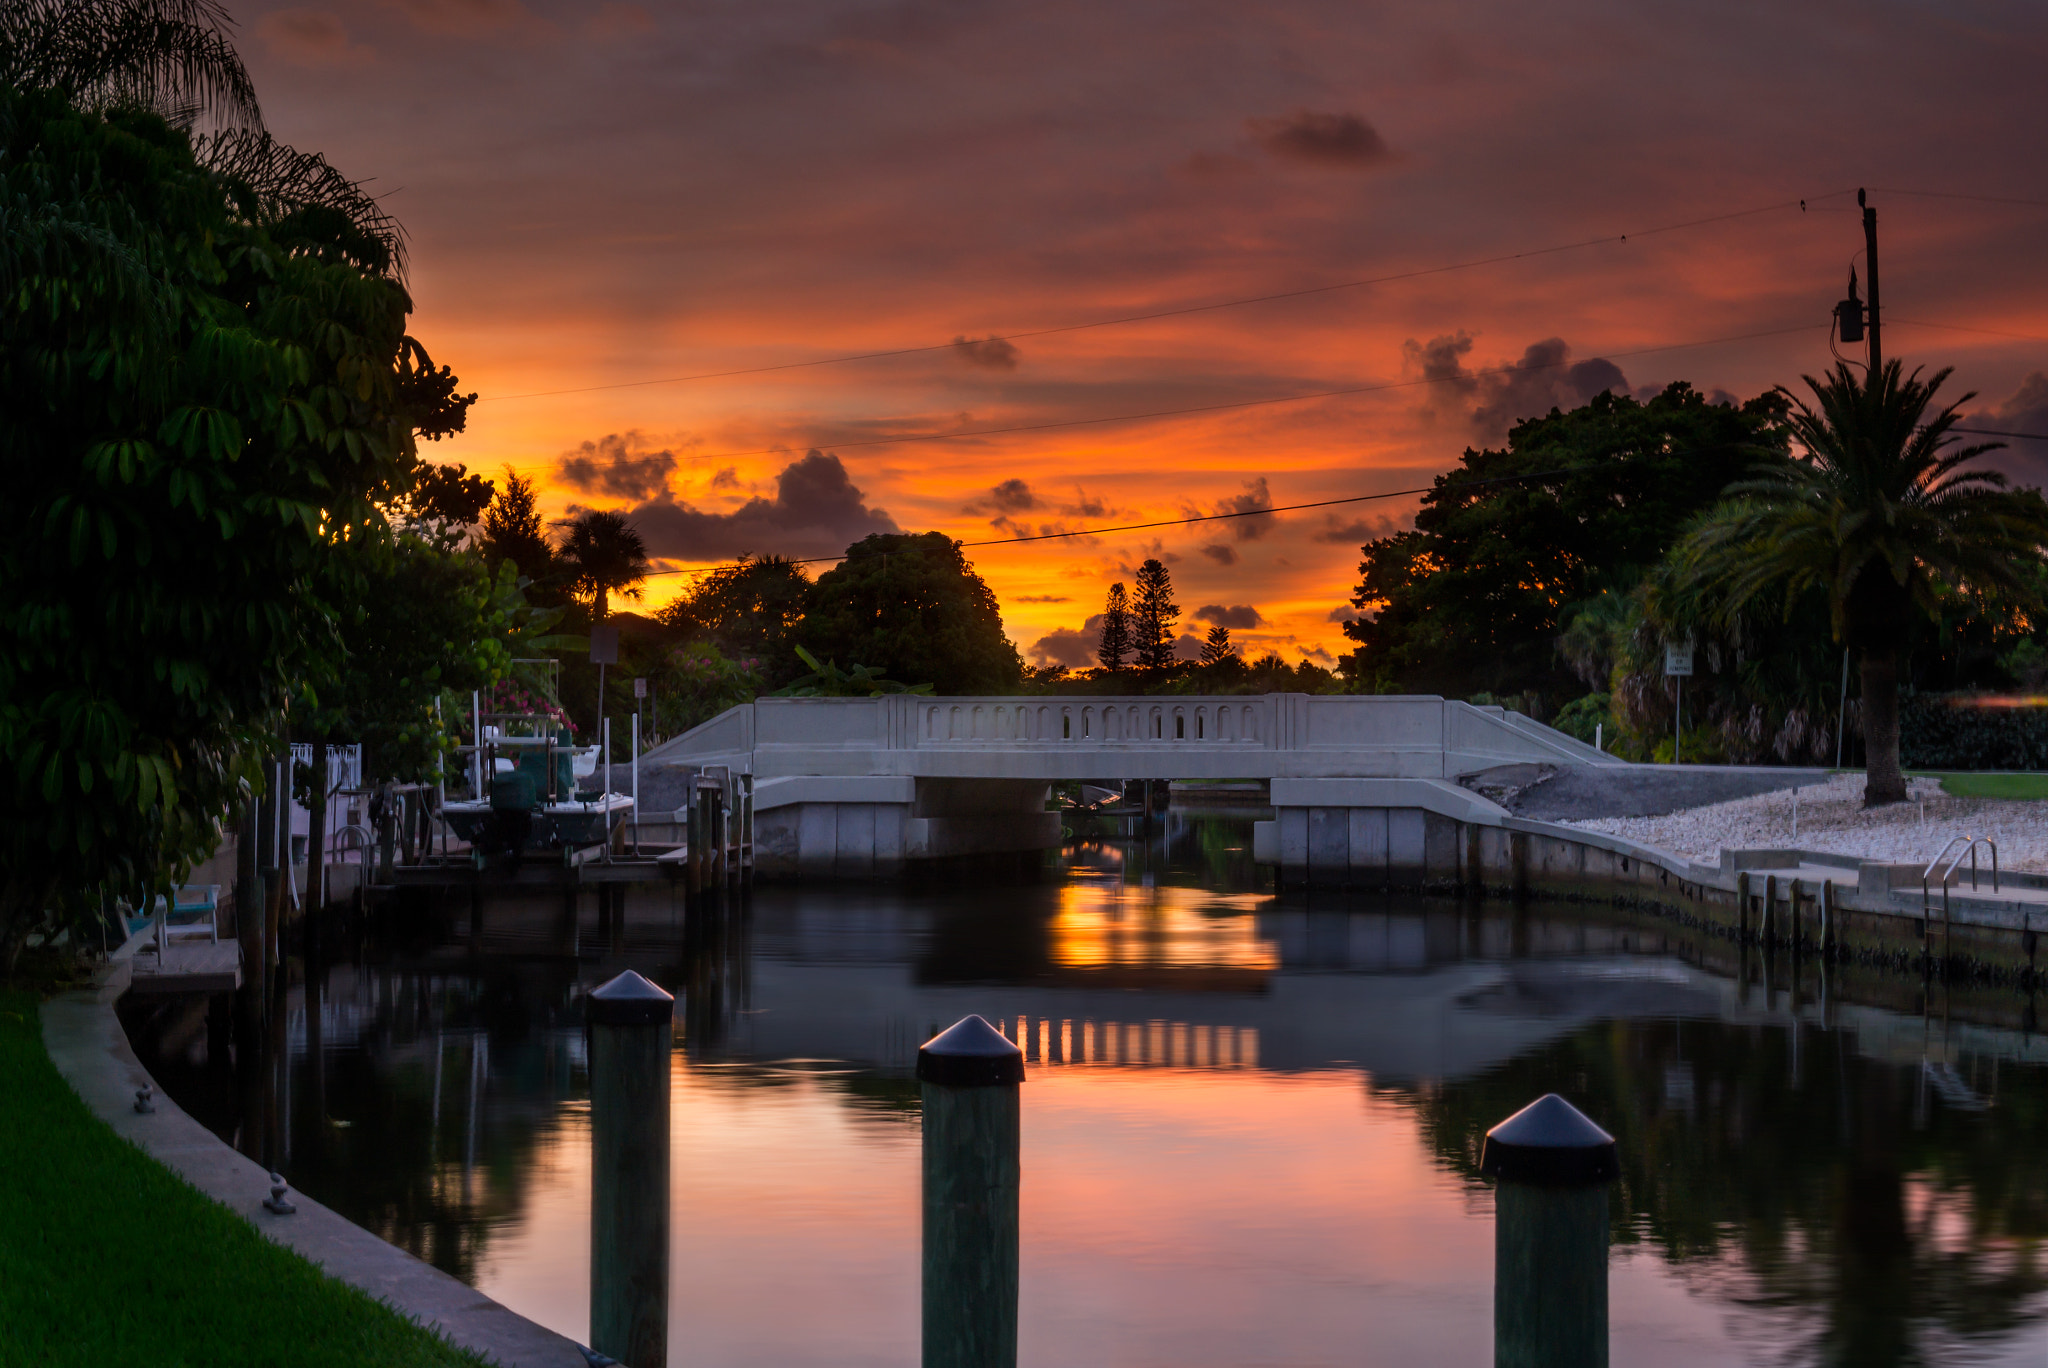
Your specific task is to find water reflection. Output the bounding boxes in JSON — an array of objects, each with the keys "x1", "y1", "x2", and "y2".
[{"x1": 119, "y1": 814, "x2": 2048, "y2": 1367}]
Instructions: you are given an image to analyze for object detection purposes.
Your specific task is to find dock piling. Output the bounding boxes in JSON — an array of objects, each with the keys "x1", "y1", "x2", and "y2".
[
  {"x1": 919, "y1": 1015, "x2": 1024, "y2": 1368},
  {"x1": 1481, "y1": 1093, "x2": 1618, "y2": 1368},
  {"x1": 588, "y1": 970, "x2": 674, "y2": 1368}
]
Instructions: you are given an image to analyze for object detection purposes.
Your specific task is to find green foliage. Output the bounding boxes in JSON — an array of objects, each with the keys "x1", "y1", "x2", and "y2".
[
  {"x1": 1131, "y1": 558, "x2": 1180, "y2": 671},
  {"x1": 658, "y1": 553, "x2": 810, "y2": 679},
  {"x1": 770, "y1": 645, "x2": 933, "y2": 698},
  {"x1": 1, "y1": 0, "x2": 261, "y2": 133},
  {"x1": 1899, "y1": 695, "x2": 2048, "y2": 772},
  {"x1": 652, "y1": 641, "x2": 767, "y2": 733},
  {"x1": 0, "y1": 992, "x2": 489, "y2": 1366},
  {"x1": 800, "y1": 531, "x2": 1022, "y2": 694},
  {"x1": 1342, "y1": 383, "x2": 1788, "y2": 703},
  {"x1": 385, "y1": 460, "x2": 493, "y2": 545},
  {"x1": 0, "y1": 86, "x2": 452, "y2": 965},
  {"x1": 1098, "y1": 581, "x2": 1131, "y2": 671},
  {"x1": 1552, "y1": 691, "x2": 1612, "y2": 744},
  {"x1": 302, "y1": 534, "x2": 521, "y2": 783},
  {"x1": 1683, "y1": 362, "x2": 2048, "y2": 799}
]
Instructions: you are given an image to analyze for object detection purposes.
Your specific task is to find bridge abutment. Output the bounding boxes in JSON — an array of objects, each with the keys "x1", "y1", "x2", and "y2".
[{"x1": 753, "y1": 776, "x2": 1059, "y2": 881}]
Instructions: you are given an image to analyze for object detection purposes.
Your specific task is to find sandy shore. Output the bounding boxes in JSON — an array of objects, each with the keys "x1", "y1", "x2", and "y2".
[{"x1": 1563, "y1": 772, "x2": 2048, "y2": 872}]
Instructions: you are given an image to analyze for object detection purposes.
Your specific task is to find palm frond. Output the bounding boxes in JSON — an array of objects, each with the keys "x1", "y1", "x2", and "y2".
[
  {"x1": 0, "y1": 0, "x2": 261, "y2": 131},
  {"x1": 196, "y1": 128, "x2": 406, "y2": 279}
]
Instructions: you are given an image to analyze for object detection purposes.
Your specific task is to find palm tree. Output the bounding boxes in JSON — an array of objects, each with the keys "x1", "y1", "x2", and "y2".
[
  {"x1": 3, "y1": 2, "x2": 405, "y2": 276},
  {"x1": 1684, "y1": 361, "x2": 2048, "y2": 804},
  {"x1": 554, "y1": 509, "x2": 651, "y2": 620},
  {"x1": 2, "y1": 0, "x2": 260, "y2": 129}
]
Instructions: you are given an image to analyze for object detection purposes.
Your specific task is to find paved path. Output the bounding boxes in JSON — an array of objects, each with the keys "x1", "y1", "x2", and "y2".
[
  {"x1": 1501, "y1": 764, "x2": 1829, "y2": 821},
  {"x1": 41, "y1": 974, "x2": 587, "y2": 1368}
]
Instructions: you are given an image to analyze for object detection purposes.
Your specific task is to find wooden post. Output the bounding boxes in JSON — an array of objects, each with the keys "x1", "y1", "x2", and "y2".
[
  {"x1": 1736, "y1": 872, "x2": 1750, "y2": 942},
  {"x1": 1821, "y1": 880, "x2": 1836, "y2": 960},
  {"x1": 1762, "y1": 875, "x2": 1777, "y2": 950},
  {"x1": 588, "y1": 970, "x2": 674, "y2": 1368},
  {"x1": 919, "y1": 1015, "x2": 1024, "y2": 1368},
  {"x1": 236, "y1": 798, "x2": 266, "y2": 1038},
  {"x1": 1481, "y1": 1094, "x2": 1619, "y2": 1368}
]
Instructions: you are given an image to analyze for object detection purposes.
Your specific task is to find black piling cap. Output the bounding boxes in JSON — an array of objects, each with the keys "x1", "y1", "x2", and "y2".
[
  {"x1": 1479, "y1": 1094, "x2": 1619, "y2": 1187},
  {"x1": 586, "y1": 970, "x2": 674, "y2": 1027},
  {"x1": 917, "y1": 1014, "x2": 1025, "y2": 1087}
]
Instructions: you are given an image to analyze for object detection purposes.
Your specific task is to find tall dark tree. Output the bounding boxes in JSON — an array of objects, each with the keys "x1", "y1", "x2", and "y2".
[
  {"x1": 1344, "y1": 383, "x2": 1788, "y2": 703},
  {"x1": 1, "y1": 0, "x2": 260, "y2": 131},
  {"x1": 800, "y1": 532, "x2": 1023, "y2": 694},
  {"x1": 0, "y1": 81, "x2": 460, "y2": 965},
  {"x1": 660, "y1": 554, "x2": 811, "y2": 677},
  {"x1": 1199, "y1": 624, "x2": 1234, "y2": 666},
  {"x1": 1097, "y1": 582, "x2": 1132, "y2": 672},
  {"x1": 554, "y1": 509, "x2": 650, "y2": 621},
  {"x1": 1131, "y1": 559, "x2": 1180, "y2": 671},
  {"x1": 477, "y1": 470, "x2": 555, "y2": 584},
  {"x1": 1684, "y1": 362, "x2": 2048, "y2": 804}
]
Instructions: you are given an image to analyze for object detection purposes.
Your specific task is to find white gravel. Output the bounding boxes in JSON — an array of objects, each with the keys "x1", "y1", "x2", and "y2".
[{"x1": 1564, "y1": 772, "x2": 2048, "y2": 872}]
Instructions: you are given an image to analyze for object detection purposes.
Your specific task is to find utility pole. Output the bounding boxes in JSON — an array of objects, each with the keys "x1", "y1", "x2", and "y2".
[{"x1": 1860, "y1": 188, "x2": 1881, "y2": 373}]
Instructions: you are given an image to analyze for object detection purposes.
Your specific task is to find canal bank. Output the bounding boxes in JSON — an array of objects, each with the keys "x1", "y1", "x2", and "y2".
[{"x1": 1255, "y1": 779, "x2": 2048, "y2": 987}]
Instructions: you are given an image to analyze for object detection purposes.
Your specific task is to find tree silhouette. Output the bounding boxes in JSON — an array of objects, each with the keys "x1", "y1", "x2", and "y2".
[
  {"x1": 478, "y1": 471, "x2": 556, "y2": 586},
  {"x1": 1131, "y1": 558, "x2": 1180, "y2": 671},
  {"x1": 1, "y1": 0, "x2": 261, "y2": 132},
  {"x1": 1097, "y1": 582, "x2": 1132, "y2": 672},
  {"x1": 1684, "y1": 362, "x2": 2048, "y2": 804},
  {"x1": 1199, "y1": 624, "x2": 1234, "y2": 666},
  {"x1": 553, "y1": 508, "x2": 650, "y2": 621}
]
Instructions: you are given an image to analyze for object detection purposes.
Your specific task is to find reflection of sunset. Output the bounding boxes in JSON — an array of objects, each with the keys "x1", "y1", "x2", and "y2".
[{"x1": 1050, "y1": 882, "x2": 1277, "y2": 984}]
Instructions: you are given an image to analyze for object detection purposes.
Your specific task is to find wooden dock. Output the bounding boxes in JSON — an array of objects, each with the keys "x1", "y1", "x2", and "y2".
[{"x1": 128, "y1": 939, "x2": 241, "y2": 995}]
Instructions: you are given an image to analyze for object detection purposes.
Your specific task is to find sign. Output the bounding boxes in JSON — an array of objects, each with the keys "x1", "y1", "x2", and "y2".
[
  {"x1": 634, "y1": 676, "x2": 648, "y2": 699},
  {"x1": 1663, "y1": 644, "x2": 1694, "y2": 677},
  {"x1": 589, "y1": 624, "x2": 620, "y2": 665}
]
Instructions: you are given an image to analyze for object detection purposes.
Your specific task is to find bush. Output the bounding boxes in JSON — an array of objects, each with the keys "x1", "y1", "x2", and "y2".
[
  {"x1": 1899, "y1": 693, "x2": 2048, "y2": 771},
  {"x1": 1552, "y1": 692, "x2": 1612, "y2": 744}
]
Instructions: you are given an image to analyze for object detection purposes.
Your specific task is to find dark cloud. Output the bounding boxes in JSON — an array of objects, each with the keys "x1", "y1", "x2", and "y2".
[
  {"x1": 709, "y1": 466, "x2": 741, "y2": 489},
  {"x1": 558, "y1": 433, "x2": 678, "y2": 502},
  {"x1": 1199, "y1": 543, "x2": 1238, "y2": 565},
  {"x1": 1327, "y1": 605, "x2": 1364, "y2": 624},
  {"x1": 1313, "y1": 512, "x2": 1400, "y2": 544},
  {"x1": 1015, "y1": 594, "x2": 1069, "y2": 603},
  {"x1": 1172, "y1": 632, "x2": 1204, "y2": 662},
  {"x1": 1060, "y1": 490, "x2": 1113, "y2": 518},
  {"x1": 624, "y1": 450, "x2": 898, "y2": 560},
  {"x1": 1406, "y1": 333, "x2": 1632, "y2": 437},
  {"x1": 1212, "y1": 476, "x2": 1275, "y2": 541},
  {"x1": 1248, "y1": 110, "x2": 1392, "y2": 168},
  {"x1": 1966, "y1": 372, "x2": 2048, "y2": 488},
  {"x1": 1195, "y1": 603, "x2": 1264, "y2": 628},
  {"x1": 952, "y1": 335, "x2": 1020, "y2": 370},
  {"x1": 965, "y1": 477, "x2": 1039, "y2": 515},
  {"x1": 1030, "y1": 612, "x2": 1103, "y2": 669}
]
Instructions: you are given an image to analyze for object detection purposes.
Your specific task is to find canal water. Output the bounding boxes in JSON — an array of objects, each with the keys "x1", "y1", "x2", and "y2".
[{"x1": 129, "y1": 813, "x2": 2048, "y2": 1366}]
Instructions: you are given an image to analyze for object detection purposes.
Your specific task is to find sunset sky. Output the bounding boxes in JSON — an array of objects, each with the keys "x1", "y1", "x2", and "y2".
[{"x1": 239, "y1": 0, "x2": 2048, "y2": 668}]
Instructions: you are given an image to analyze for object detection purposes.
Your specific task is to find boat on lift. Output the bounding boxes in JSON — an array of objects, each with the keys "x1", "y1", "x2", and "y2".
[{"x1": 440, "y1": 708, "x2": 634, "y2": 858}]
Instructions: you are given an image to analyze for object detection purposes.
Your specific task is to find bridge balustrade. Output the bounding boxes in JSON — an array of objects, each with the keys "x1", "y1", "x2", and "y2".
[{"x1": 912, "y1": 697, "x2": 1272, "y2": 746}]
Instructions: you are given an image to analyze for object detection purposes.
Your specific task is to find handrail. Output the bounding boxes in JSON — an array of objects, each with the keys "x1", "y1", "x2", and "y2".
[{"x1": 1922, "y1": 834, "x2": 2000, "y2": 923}]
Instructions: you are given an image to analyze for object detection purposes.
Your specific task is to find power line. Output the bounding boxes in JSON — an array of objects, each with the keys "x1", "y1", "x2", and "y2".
[
  {"x1": 1892, "y1": 316, "x2": 2048, "y2": 345},
  {"x1": 479, "y1": 192, "x2": 1847, "y2": 402},
  {"x1": 1953, "y1": 427, "x2": 2048, "y2": 442},
  {"x1": 644, "y1": 461, "x2": 1658, "y2": 579},
  {"x1": 460, "y1": 320, "x2": 1824, "y2": 479},
  {"x1": 1868, "y1": 187, "x2": 2048, "y2": 211}
]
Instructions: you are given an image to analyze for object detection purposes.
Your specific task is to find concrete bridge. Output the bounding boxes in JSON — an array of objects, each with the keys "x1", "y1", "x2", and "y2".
[{"x1": 643, "y1": 694, "x2": 1618, "y2": 881}]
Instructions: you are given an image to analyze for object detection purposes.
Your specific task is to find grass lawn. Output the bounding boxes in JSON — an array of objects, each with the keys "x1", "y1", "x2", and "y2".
[
  {"x1": 0, "y1": 990, "x2": 489, "y2": 1368},
  {"x1": 1917, "y1": 772, "x2": 2048, "y2": 800}
]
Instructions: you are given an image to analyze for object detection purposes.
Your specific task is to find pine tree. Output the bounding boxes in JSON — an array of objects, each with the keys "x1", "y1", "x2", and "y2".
[
  {"x1": 1199, "y1": 624, "x2": 1234, "y2": 666},
  {"x1": 1131, "y1": 558, "x2": 1180, "y2": 671},
  {"x1": 1097, "y1": 582, "x2": 1132, "y2": 671},
  {"x1": 478, "y1": 469, "x2": 556, "y2": 584}
]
